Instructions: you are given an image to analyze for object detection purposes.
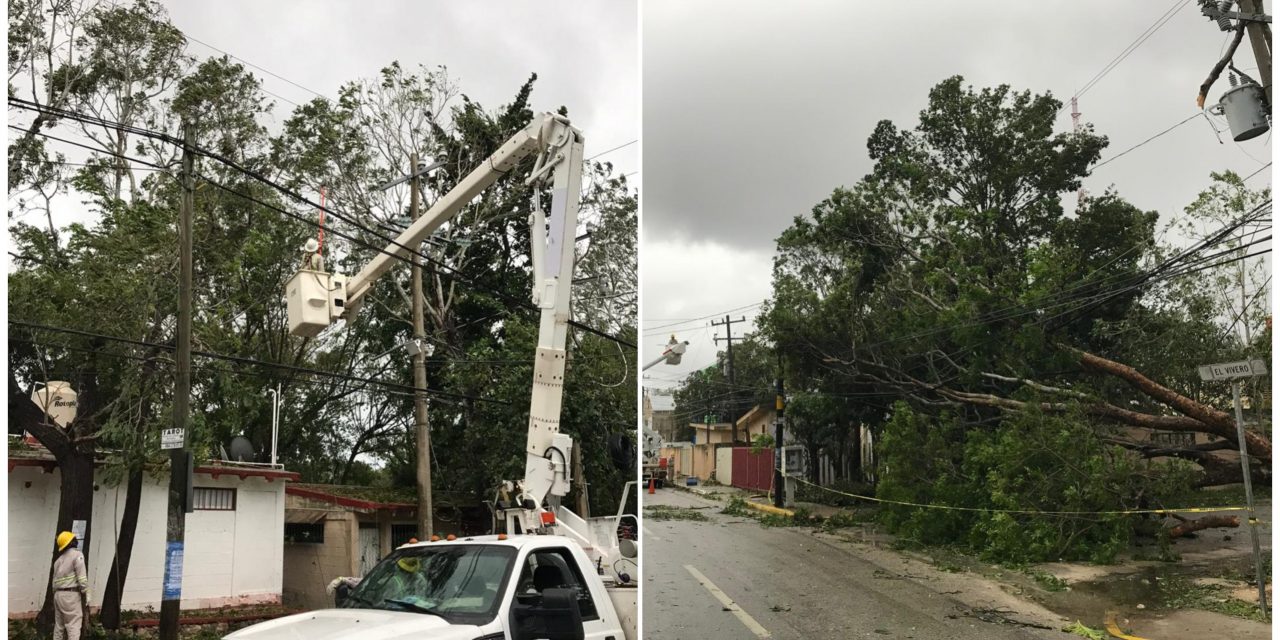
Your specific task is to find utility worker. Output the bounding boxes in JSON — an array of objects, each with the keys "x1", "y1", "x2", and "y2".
[
  {"x1": 389, "y1": 556, "x2": 428, "y2": 597},
  {"x1": 52, "y1": 531, "x2": 89, "y2": 640}
]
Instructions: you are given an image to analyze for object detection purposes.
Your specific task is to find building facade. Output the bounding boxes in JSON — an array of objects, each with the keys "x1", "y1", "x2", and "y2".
[{"x1": 8, "y1": 454, "x2": 296, "y2": 617}]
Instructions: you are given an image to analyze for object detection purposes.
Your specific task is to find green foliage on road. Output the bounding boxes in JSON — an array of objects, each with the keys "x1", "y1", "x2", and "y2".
[
  {"x1": 1061, "y1": 621, "x2": 1105, "y2": 640},
  {"x1": 877, "y1": 402, "x2": 1197, "y2": 563},
  {"x1": 644, "y1": 505, "x2": 709, "y2": 522},
  {"x1": 721, "y1": 496, "x2": 753, "y2": 516}
]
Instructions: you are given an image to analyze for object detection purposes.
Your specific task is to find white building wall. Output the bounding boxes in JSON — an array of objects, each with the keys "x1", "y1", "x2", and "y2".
[{"x1": 8, "y1": 466, "x2": 286, "y2": 616}]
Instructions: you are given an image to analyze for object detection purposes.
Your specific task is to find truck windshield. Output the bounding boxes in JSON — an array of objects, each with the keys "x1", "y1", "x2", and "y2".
[{"x1": 343, "y1": 544, "x2": 517, "y2": 625}]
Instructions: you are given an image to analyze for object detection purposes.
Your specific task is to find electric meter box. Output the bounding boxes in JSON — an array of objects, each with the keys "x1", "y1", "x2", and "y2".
[
  {"x1": 781, "y1": 445, "x2": 807, "y2": 478},
  {"x1": 286, "y1": 270, "x2": 339, "y2": 338}
]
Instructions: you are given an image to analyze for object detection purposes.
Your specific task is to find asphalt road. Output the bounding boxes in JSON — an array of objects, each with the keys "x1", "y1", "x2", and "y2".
[{"x1": 642, "y1": 488, "x2": 1062, "y2": 640}]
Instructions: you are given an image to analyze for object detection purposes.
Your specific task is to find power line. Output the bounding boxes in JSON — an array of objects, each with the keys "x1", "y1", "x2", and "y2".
[
  {"x1": 1243, "y1": 162, "x2": 1273, "y2": 182},
  {"x1": 181, "y1": 33, "x2": 328, "y2": 105},
  {"x1": 831, "y1": 200, "x2": 1272, "y2": 354},
  {"x1": 1074, "y1": 0, "x2": 1193, "y2": 100},
  {"x1": 643, "y1": 302, "x2": 764, "y2": 335},
  {"x1": 10, "y1": 99, "x2": 635, "y2": 349},
  {"x1": 1092, "y1": 112, "x2": 1203, "y2": 170},
  {"x1": 586, "y1": 139, "x2": 637, "y2": 162},
  {"x1": 11, "y1": 320, "x2": 510, "y2": 405}
]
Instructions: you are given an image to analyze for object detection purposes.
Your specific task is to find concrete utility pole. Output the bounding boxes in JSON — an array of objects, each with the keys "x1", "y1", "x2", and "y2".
[
  {"x1": 711, "y1": 315, "x2": 746, "y2": 445},
  {"x1": 773, "y1": 351, "x2": 786, "y2": 509},
  {"x1": 159, "y1": 125, "x2": 195, "y2": 640},
  {"x1": 410, "y1": 153, "x2": 434, "y2": 539},
  {"x1": 1231, "y1": 382, "x2": 1268, "y2": 616},
  {"x1": 1237, "y1": 0, "x2": 1273, "y2": 106}
]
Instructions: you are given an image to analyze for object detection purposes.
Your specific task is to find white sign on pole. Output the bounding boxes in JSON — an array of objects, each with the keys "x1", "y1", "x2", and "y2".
[
  {"x1": 161, "y1": 428, "x2": 185, "y2": 450},
  {"x1": 1197, "y1": 359, "x2": 1268, "y2": 381}
]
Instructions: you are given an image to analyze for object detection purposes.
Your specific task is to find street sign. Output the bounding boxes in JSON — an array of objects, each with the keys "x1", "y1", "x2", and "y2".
[
  {"x1": 1197, "y1": 359, "x2": 1268, "y2": 381},
  {"x1": 161, "y1": 428, "x2": 185, "y2": 450}
]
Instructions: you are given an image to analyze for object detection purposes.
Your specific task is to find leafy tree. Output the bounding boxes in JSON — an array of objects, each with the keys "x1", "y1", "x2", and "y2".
[
  {"x1": 9, "y1": 3, "x2": 637, "y2": 631},
  {"x1": 756, "y1": 76, "x2": 1270, "y2": 561}
]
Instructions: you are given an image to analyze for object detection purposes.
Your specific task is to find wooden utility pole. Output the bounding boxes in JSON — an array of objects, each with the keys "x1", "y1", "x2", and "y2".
[
  {"x1": 158, "y1": 125, "x2": 195, "y2": 640},
  {"x1": 1237, "y1": 0, "x2": 1273, "y2": 106},
  {"x1": 410, "y1": 153, "x2": 434, "y2": 539},
  {"x1": 711, "y1": 315, "x2": 746, "y2": 444},
  {"x1": 773, "y1": 350, "x2": 786, "y2": 509}
]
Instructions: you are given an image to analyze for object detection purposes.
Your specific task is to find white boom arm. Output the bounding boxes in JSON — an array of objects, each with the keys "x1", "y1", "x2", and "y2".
[
  {"x1": 642, "y1": 335, "x2": 688, "y2": 371},
  {"x1": 285, "y1": 112, "x2": 587, "y2": 535}
]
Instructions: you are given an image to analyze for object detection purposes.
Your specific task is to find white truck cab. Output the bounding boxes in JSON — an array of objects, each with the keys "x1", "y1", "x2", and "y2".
[{"x1": 227, "y1": 535, "x2": 635, "y2": 640}]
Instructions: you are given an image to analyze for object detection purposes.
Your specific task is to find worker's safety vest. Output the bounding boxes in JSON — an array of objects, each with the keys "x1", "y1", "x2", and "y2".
[{"x1": 52, "y1": 549, "x2": 89, "y2": 597}]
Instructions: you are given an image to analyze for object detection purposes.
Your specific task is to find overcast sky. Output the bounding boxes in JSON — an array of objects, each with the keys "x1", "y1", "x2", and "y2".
[
  {"x1": 10, "y1": 1, "x2": 637, "y2": 234},
  {"x1": 168, "y1": 2, "x2": 637, "y2": 178},
  {"x1": 164, "y1": 1, "x2": 638, "y2": 179},
  {"x1": 641, "y1": 0, "x2": 1273, "y2": 392}
]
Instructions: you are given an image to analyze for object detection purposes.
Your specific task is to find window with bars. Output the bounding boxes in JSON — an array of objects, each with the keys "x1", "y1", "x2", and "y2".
[
  {"x1": 285, "y1": 522, "x2": 325, "y2": 543},
  {"x1": 192, "y1": 487, "x2": 236, "y2": 511},
  {"x1": 1150, "y1": 431, "x2": 1196, "y2": 448},
  {"x1": 391, "y1": 523, "x2": 418, "y2": 548}
]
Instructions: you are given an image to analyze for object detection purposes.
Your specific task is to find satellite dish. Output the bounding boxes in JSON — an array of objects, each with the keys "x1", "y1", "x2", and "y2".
[{"x1": 228, "y1": 436, "x2": 256, "y2": 462}]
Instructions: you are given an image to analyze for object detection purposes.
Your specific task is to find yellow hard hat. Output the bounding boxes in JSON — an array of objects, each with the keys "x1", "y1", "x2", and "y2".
[
  {"x1": 56, "y1": 531, "x2": 75, "y2": 552},
  {"x1": 397, "y1": 557, "x2": 420, "y2": 573}
]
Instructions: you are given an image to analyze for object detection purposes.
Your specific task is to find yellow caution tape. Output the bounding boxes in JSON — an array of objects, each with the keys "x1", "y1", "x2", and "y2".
[
  {"x1": 790, "y1": 475, "x2": 1248, "y2": 517},
  {"x1": 1105, "y1": 610, "x2": 1148, "y2": 640}
]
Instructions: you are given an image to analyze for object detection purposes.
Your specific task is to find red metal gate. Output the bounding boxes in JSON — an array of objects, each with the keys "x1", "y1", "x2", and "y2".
[{"x1": 731, "y1": 447, "x2": 774, "y2": 493}]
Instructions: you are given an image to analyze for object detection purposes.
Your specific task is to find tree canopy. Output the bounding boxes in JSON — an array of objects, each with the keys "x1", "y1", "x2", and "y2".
[{"x1": 673, "y1": 76, "x2": 1270, "y2": 562}]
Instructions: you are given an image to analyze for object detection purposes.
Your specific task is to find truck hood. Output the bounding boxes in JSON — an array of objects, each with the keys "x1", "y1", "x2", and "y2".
[{"x1": 223, "y1": 608, "x2": 485, "y2": 640}]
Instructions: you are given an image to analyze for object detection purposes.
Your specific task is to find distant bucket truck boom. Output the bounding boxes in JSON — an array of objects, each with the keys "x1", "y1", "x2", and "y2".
[{"x1": 643, "y1": 334, "x2": 688, "y2": 371}]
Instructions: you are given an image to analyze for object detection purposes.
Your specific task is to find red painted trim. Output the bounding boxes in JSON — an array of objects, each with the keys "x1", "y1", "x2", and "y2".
[
  {"x1": 286, "y1": 485, "x2": 416, "y2": 511},
  {"x1": 8, "y1": 458, "x2": 57, "y2": 473},
  {"x1": 7, "y1": 457, "x2": 299, "y2": 482}
]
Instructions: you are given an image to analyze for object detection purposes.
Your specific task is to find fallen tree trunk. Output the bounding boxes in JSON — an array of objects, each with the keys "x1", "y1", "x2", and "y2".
[
  {"x1": 1071, "y1": 348, "x2": 1270, "y2": 461},
  {"x1": 1166, "y1": 515, "x2": 1240, "y2": 538},
  {"x1": 1106, "y1": 437, "x2": 1264, "y2": 488}
]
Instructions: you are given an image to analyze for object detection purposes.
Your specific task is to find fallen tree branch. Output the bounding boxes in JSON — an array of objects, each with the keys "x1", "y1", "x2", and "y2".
[
  {"x1": 1069, "y1": 347, "x2": 1269, "y2": 461},
  {"x1": 1166, "y1": 515, "x2": 1239, "y2": 538},
  {"x1": 980, "y1": 372, "x2": 1092, "y2": 400}
]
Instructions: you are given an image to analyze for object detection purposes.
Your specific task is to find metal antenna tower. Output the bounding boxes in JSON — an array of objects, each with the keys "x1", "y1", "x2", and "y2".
[{"x1": 1071, "y1": 96, "x2": 1089, "y2": 206}]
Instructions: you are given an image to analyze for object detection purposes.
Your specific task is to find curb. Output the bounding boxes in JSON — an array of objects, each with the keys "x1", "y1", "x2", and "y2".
[{"x1": 745, "y1": 501, "x2": 794, "y2": 517}]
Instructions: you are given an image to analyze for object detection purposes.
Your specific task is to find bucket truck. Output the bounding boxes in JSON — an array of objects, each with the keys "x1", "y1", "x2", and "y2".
[
  {"x1": 228, "y1": 113, "x2": 636, "y2": 640},
  {"x1": 640, "y1": 336, "x2": 686, "y2": 488}
]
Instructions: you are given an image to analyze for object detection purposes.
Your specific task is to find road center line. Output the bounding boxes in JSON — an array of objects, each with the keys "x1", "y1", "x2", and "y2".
[
  {"x1": 642, "y1": 525, "x2": 663, "y2": 541},
  {"x1": 684, "y1": 564, "x2": 771, "y2": 638}
]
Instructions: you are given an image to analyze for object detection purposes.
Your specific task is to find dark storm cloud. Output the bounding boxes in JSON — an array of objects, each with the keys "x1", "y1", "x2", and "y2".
[
  {"x1": 640, "y1": 0, "x2": 1270, "y2": 385},
  {"x1": 643, "y1": 0, "x2": 1269, "y2": 251}
]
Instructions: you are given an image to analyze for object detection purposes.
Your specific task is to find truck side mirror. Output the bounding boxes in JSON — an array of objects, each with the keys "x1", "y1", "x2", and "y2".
[
  {"x1": 511, "y1": 587, "x2": 584, "y2": 640},
  {"x1": 334, "y1": 581, "x2": 352, "y2": 608}
]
